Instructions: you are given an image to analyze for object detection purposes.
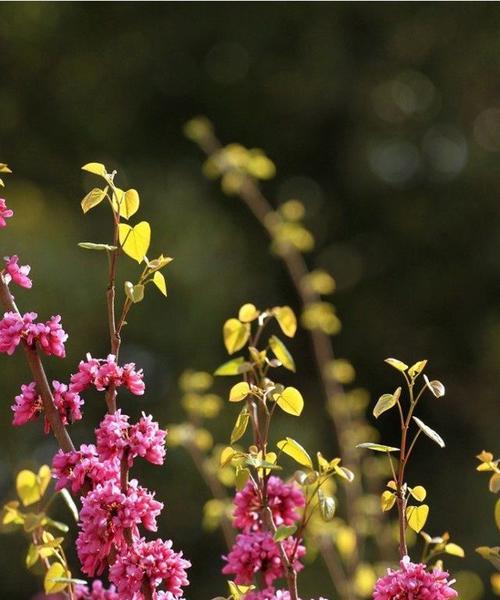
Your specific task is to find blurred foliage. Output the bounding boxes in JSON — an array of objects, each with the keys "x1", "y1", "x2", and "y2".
[{"x1": 0, "y1": 3, "x2": 499, "y2": 599}]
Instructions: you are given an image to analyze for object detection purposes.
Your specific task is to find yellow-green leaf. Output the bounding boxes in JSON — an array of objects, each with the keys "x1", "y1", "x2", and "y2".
[
  {"x1": 381, "y1": 490, "x2": 396, "y2": 512},
  {"x1": 273, "y1": 386, "x2": 304, "y2": 416},
  {"x1": 220, "y1": 446, "x2": 236, "y2": 467},
  {"x1": 81, "y1": 162, "x2": 107, "y2": 177},
  {"x1": 16, "y1": 470, "x2": 41, "y2": 506},
  {"x1": 274, "y1": 524, "x2": 297, "y2": 541},
  {"x1": 269, "y1": 335, "x2": 295, "y2": 372},
  {"x1": 277, "y1": 437, "x2": 313, "y2": 468},
  {"x1": 228, "y1": 581, "x2": 255, "y2": 600},
  {"x1": 223, "y1": 318, "x2": 250, "y2": 354},
  {"x1": 81, "y1": 187, "x2": 108, "y2": 214},
  {"x1": 406, "y1": 504, "x2": 429, "y2": 533},
  {"x1": 26, "y1": 544, "x2": 39, "y2": 568},
  {"x1": 124, "y1": 281, "x2": 144, "y2": 303},
  {"x1": 0, "y1": 163, "x2": 12, "y2": 173},
  {"x1": 78, "y1": 242, "x2": 117, "y2": 251},
  {"x1": 231, "y1": 409, "x2": 250, "y2": 444},
  {"x1": 318, "y1": 490, "x2": 336, "y2": 521},
  {"x1": 413, "y1": 416, "x2": 445, "y2": 448},
  {"x1": 445, "y1": 543, "x2": 465, "y2": 558},
  {"x1": 214, "y1": 357, "x2": 249, "y2": 376},
  {"x1": 153, "y1": 271, "x2": 167, "y2": 296},
  {"x1": 238, "y1": 303, "x2": 260, "y2": 323},
  {"x1": 408, "y1": 360, "x2": 427, "y2": 378},
  {"x1": 119, "y1": 189, "x2": 140, "y2": 219},
  {"x1": 356, "y1": 442, "x2": 400, "y2": 453},
  {"x1": 410, "y1": 485, "x2": 427, "y2": 502},
  {"x1": 118, "y1": 221, "x2": 151, "y2": 263},
  {"x1": 44, "y1": 562, "x2": 69, "y2": 594},
  {"x1": 229, "y1": 382, "x2": 250, "y2": 402},
  {"x1": 385, "y1": 358, "x2": 409, "y2": 372},
  {"x1": 235, "y1": 467, "x2": 250, "y2": 490},
  {"x1": 273, "y1": 306, "x2": 297, "y2": 338},
  {"x1": 373, "y1": 387, "x2": 401, "y2": 419}
]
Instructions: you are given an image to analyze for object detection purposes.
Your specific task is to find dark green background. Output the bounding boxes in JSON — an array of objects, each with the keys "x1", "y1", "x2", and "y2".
[{"x1": 0, "y1": 3, "x2": 498, "y2": 599}]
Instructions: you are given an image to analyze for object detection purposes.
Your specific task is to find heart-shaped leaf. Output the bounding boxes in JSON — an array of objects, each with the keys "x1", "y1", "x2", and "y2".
[
  {"x1": 273, "y1": 306, "x2": 297, "y2": 338},
  {"x1": 118, "y1": 221, "x2": 151, "y2": 263},
  {"x1": 406, "y1": 504, "x2": 429, "y2": 533},
  {"x1": 223, "y1": 318, "x2": 250, "y2": 354},
  {"x1": 273, "y1": 386, "x2": 304, "y2": 416}
]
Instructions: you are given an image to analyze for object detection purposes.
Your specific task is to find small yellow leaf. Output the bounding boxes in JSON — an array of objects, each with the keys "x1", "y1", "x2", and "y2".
[
  {"x1": 373, "y1": 387, "x2": 401, "y2": 419},
  {"x1": 385, "y1": 358, "x2": 409, "y2": 372},
  {"x1": 81, "y1": 187, "x2": 108, "y2": 214},
  {"x1": 381, "y1": 490, "x2": 396, "y2": 512},
  {"x1": 445, "y1": 543, "x2": 465, "y2": 558},
  {"x1": 44, "y1": 562, "x2": 68, "y2": 594},
  {"x1": 273, "y1": 386, "x2": 304, "y2": 416},
  {"x1": 0, "y1": 163, "x2": 12, "y2": 173},
  {"x1": 118, "y1": 221, "x2": 151, "y2": 263},
  {"x1": 214, "y1": 357, "x2": 250, "y2": 376},
  {"x1": 229, "y1": 382, "x2": 250, "y2": 402},
  {"x1": 81, "y1": 162, "x2": 107, "y2": 177},
  {"x1": 124, "y1": 281, "x2": 144, "y2": 303},
  {"x1": 406, "y1": 504, "x2": 429, "y2": 533},
  {"x1": 231, "y1": 409, "x2": 250, "y2": 444},
  {"x1": 277, "y1": 437, "x2": 313, "y2": 468},
  {"x1": 16, "y1": 470, "x2": 41, "y2": 507},
  {"x1": 269, "y1": 335, "x2": 295, "y2": 372},
  {"x1": 37, "y1": 465, "x2": 51, "y2": 498},
  {"x1": 220, "y1": 446, "x2": 236, "y2": 467},
  {"x1": 410, "y1": 485, "x2": 427, "y2": 502},
  {"x1": 26, "y1": 544, "x2": 39, "y2": 568},
  {"x1": 153, "y1": 271, "x2": 167, "y2": 296},
  {"x1": 273, "y1": 306, "x2": 297, "y2": 337},
  {"x1": 118, "y1": 188, "x2": 140, "y2": 219},
  {"x1": 238, "y1": 303, "x2": 260, "y2": 323},
  {"x1": 408, "y1": 360, "x2": 427, "y2": 378},
  {"x1": 223, "y1": 318, "x2": 250, "y2": 354}
]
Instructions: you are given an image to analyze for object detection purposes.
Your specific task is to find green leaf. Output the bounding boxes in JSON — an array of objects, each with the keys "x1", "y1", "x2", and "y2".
[
  {"x1": 44, "y1": 562, "x2": 69, "y2": 594},
  {"x1": 231, "y1": 409, "x2": 250, "y2": 444},
  {"x1": 214, "y1": 357, "x2": 252, "y2": 376},
  {"x1": 26, "y1": 544, "x2": 39, "y2": 568},
  {"x1": 81, "y1": 187, "x2": 108, "y2": 213},
  {"x1": 124, "y1": 281, "x2": 145, "y2": 303},
  {"x1": 356, "y1": 442, "x2": 400, "y2": 453},
  {"x1": 235, "y1": 468, "x2": 250, "y2": 491},
  {"x1": 445, "y1": 543, "x2": 465, "y2": 558},
  {"x1": 223, "y1": 319, "x2": 250, "y2": 354},
  {"x1": 118, "y1": 221, "x2": 151, "y2": 263},
  {"x1": 273, "y1": 306, "x2": 297, "y2": 337},
  {"x1": 412, "y1": 416, "x2": 445, "y2": 448},
  {"x1": 153, "y1": 271, "x2": 167, "y2": 296},
  {"x1": 373, "y1": 387, "x2": 401, "y2": 419},
  {"x1": 78, "y1": 242, "x2": 117, "y2": 251},
  {"x1": 277, "y1": 437, "x2": 313, "y2": 468},
  {"x1": 118, "y1": 189, "x2": 140, "y2": 219},
  {"x1": 408, "y1": 360, "x2": 427, "y2": 378},
  {"x1": 81, "y1": 162, "x2": 107, "y2": 177},
  {"x1": 269, "y1": 335, "x2": 295, "y2": 372},
  {"x1": 272, "y1": 386, "x2": 304, "y2": 416},
  {"x1": 16, "y1": 470, "x2": 41, "y2": 506},
  {"x1": 60, "y1": 488, "x2": 78, "y2": 522},
  {"x1": 406, "y1": 504, "x2": 429, "y2": 533},
  {"x1": 476, "y1": 546, "x2": 500, "y2": 569},
  {"x1": 229, "y1": 382, "x2": 250, "y2": 402},
  {"x1": 385, "y1": 358, "x2": 409, "y2": 372},
  {"x1": 318, "y1": 490, "x2": 336, "y2": 521},
  {"x1": 273, "y1": 524, "x2": 297, "y2": 541}
]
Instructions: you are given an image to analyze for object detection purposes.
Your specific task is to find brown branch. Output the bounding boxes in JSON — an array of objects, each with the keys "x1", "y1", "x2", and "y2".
[{"x1": 0, "y1": 274, "x2": 75, "y2": 453}]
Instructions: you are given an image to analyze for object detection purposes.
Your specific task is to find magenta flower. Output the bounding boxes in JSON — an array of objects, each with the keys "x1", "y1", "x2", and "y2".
[
  {"x1": 74, "y1": 580, "x2": 119, "y2": 600},
  {"x1": 95, "y1": 410, "x2": 130, "y2": 461},
  {"x1": 0, "y1": 311, "x2": 34, "y2": 354},
  {"x1": 0, "y1": 198, "x2": 13, "y2": 227},
  {"x1": 222, "y1": 531, "x2": 305, "y2": 587},
  {"x1": 109, "y1": 537, "x2": 190, "y2": 599},
  {"x1": 11, "y1": 382, "x2": 42, "y2": 426},
  {"x1": 76, "y1": 480, "x2": 163, "y2": 576},
  {"x1": 3, "y1": 255, "x2": 32, "y2": 288},
  {"x1": 70, "y1": 354, "x2": 101, "y2": 393},
  {"x1": 35, "y1": 315, "x2": 68, "y2": 358},
  {"x1": 69, "y1": 354, "x2": 145, "y2": 396},
  {"x1": 373, "y1": 556, "x2": 458, "y2": 600},
  {"x1": 122, "y1": 361, "x2": 145, "y2": 395},
  {"x1": 233, "y1": 476, "x2": 305, "y2": 532},
  {"x1": 129, "y1": 413, "x2": 167, "y2": 465},
  {"x1": 52, "y1": 380, "x2": 83, "y2": 426}
]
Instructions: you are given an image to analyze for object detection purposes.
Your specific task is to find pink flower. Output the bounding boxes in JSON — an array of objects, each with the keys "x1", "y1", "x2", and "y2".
[
  {"x1": 3, "y1": 255, "x2": 32, "y2": 288},
  {"x1": 69, "y1": 354, "x2": 145, "y2": 396},
  {"x1": 35, "y1": 315, "x2": 68, "y2": 358},
  {"x1": 0, "y1": 311, "x2": 34, "y2": 354},
  {"x1": 95, "y1": 410, "x2": 130, "y2": 462},
  {"x1": 109, "y1": 537, "x2": 190, "y2": 599},
  {"x1": 233, "y1": 476, "x2": 305, "y2": 532},
  {"x1": 373, "y1": 556, "x2": 458, "y2": 600},
  {"x1": 11, "y1": 382, "x2": 41, "y2": 426},
  {"x1": 222, "y1": 532, "x2": 305, "y2": 587},
  {"x1": 52, "y1": 444, "x2": 120, "y2": 493},
  {"x1": 76, "y1": 480, "x2": 163, "y2": 576},
  {"x1": 52, "y1": 380, "x2": 83, "y2": 425},
  {"x1": 129, "y1": 414, "x2": 167, "y2": 465},
  {"x1": 243, "y1": 591, "x2": 328, "y2": 600},
  {"x1": 74, "y1": 580, "x2": 119, "y2": 600},
  {"x1": 122, "y1": 362, "x2": 145, "y2": 395},
  {"x1": 94, "y1": 355, "x2": 123, "y2": 391},
  {"x1": 70, "y1": 354, "x2": 101, "y2": 393},
  {"x1": 0, "y1": 198, "x2": 13, "y2": 227}
]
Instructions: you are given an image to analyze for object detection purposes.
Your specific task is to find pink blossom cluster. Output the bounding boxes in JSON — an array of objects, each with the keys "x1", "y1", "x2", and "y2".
[
  {"x1": 0, "y1": 198, "x2": 13, "y2": 227},
  {"x1": 70, "y1": 353, "x2": 145, "y2": 396},
  {"x1": 109, "y1": 538, "x2": 191, "y2": 599},
  {"x1": 244, "y1": 590, "x2": 328, "y2": 600},
  {"x1": 12, "y1": 380, "x2": 83, "y2": 432},
  {"x1": 373, "y1": 556, "x2": 458, "y2": 600},
  {"x1": 96, "y1": 410, "x2": 167, "y2": 467},
  {"x1": 0, "y1": 310, "x2": 67, "y2": 357},
  {"x1": 74, "y1": 580, "x2": 119, "y2": 600},
  {"x1": 233, "y1": 476, "x2": 305, "y2": 532},
  {"x1": 3, "y1": 255, "x2": 32, "y2": 288},
  {"x1": 222, "y1": 531, "x2": 305, "y2": 587}
]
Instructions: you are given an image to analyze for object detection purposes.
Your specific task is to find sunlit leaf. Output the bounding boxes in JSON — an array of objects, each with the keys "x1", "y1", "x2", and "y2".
[
  {"x1": 408, "y1": 360, "x2": 427, "y2": 378},
  {"x1": 269, "y1": 335, "x2": 295, "y2": 372},
  {"x1": 385, "y1": 358, "x2": 408, "y2": 372},
  {"x1": 445, "y1": 543, "x2": 465, "y2": 558},
  {"x1": 273, "y1": 306, "x2": 297, "y2": 338},
  {"x1": 318, "y1": 490, "x2": 336, "y2": 521},
  {"x1": 334, "y1": 465, "x2": 355, "y2": 482},
  {"x1": 238, "y1": 303, "x2": 260, "y2": 323},
  {"x1": 423, "y1": 375, "x2": 446, "y2": 398},
  {"x1": 235, "y1": 467, "x2": 250, "y2": 491},
  {"x1": 118, "y1": 189, "x2": 140, "y2": 219},
  {"x1": 381, "y1": 490, "x2": 396, "y2": 512},
  {"x1": 272, "y1": 386, "x2": 304, "y2": 416},
  {"x1": 406, "y1": 504, "x2": 429, "y2": 533},
  {"x1": 229, "y1": 382, "x2": 250, "y2": 402},
  {"x1": 491, "y1": 473, "x2": 500, "y2": 494},
  {"x1": 373, "y1": 387, "x2": 401, "y2": 419},
  {"x1": 16, "y1": 470, "x2": 41, "y2": 506},
  {"x1": 274, "y1": 524, "x2": 297, "y2": 541},
  {"x1": 44, "y1": 562, "x2": 69, "y2": 594},
  {"x1": 60, "y1": 488, "x2": 78, "y2": 522},
  {"x1": 37, "y1": 465, "x2": 51, "y2": 497},
  {"x1": 356, "y1": 442, "x2": 400, "y2": 453},
  {"x1": 409, "y1": 485, "x2": 427, "y2": 502},
  {"x1": 124, "y1": 281, "x2": 144, "y2": 303},
  {"x1": 223, "y1": 319, "x2": 250, "y2": 354},
  {"x1": 277, "y1": 437, "x2": 313, "y2": 468},
  {"x1": 81, "y1": 187, "x2": 108, "y2": 214},
  {"x1": 118, "y1": 221, "x2": 151, "y2": 263},
  {"x1": 81, "y1": 162, "x2": 107, "y2": 177},
  {"x1": 214, "y1": 357, "x2": 251, "y2": 376},
  {"x1": 153, "y1": 271, "x2": 167, "y2": 296},
  {"x1": 26, "y1": 544, "x2": 39, "y2": 568},
  {"x1": 476, "y1": 546, "x2": 500, "y2": 570},
  {"x1": 413, "y1": 416, "x2": 445, "y2": 448},
  {"x1": 220, "y1": 446, "x2": 236, "y2": 467},
  {"x1": 231, "y1": 409, "x2": 250, "y2": 445},
  {"x1": 78, "y1": 242, "x2": 117, "y2": 251}
]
